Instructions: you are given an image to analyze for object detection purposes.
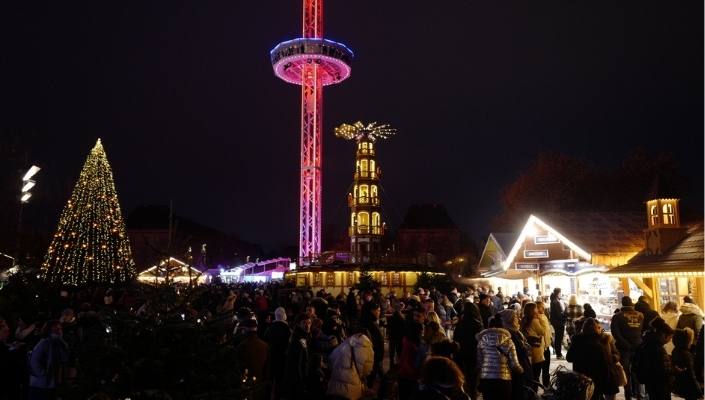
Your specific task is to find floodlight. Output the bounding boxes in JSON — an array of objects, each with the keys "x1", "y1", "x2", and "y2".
[{"x1": 22, "y1": 165, "x2": 41, "y2": 182}]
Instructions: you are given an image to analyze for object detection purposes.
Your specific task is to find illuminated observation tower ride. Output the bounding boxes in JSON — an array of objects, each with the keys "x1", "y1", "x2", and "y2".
[{"x1": 271, "y1": 0, "x2": 353, "y2": 263}]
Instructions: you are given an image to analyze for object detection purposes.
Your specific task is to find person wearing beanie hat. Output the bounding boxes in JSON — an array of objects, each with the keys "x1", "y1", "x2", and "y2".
[
  {"x1": 265, "y1": 307, "x2": 291, "y2": 400},
  {"x1": 636, "y1": 316, "x2": 675, "y2": 400},
  {"x1": 610, "y1": 295, "x2": 646, "y2": 400}
]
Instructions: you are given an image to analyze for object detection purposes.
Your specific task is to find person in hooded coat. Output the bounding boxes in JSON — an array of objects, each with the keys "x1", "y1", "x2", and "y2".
[
  {"x1": 476, "y1": 315, "x2": 522, "y2": 400},
  {"x1": 566, "y1": 317, "x2": 620, "y2": 400},
  {"x1": 266, "y1": 307, "x2": 291, "y2": 399},
  {"x1": 635, "y1": 296, "x2": 661, "y2": 332},
  {"x1": 326, "y1": 331, "x2": 375, "y2": 400},
  {"x1": 677, "y1": 297, "x2": 704, "y2": 344},
  {"x1": 638, "y1": 317, "x2": 675, "y2": 400},
  {"x1": 671, "y1": 328, "x2": 703, "y2": 400}
]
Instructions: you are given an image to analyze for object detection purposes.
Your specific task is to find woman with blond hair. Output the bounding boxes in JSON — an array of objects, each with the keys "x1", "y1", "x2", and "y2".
[
  {"x1": 565, "y1": 294, "x2": 583, "y2": 338},
  {"x1": 520, "y1": 302, "x2": 545, "y2": 392}
]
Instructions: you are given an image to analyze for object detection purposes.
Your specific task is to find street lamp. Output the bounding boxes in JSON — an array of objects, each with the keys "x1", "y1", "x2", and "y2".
[{"x1": 16, "y1": 165, "x2": 40, "y2": 265}]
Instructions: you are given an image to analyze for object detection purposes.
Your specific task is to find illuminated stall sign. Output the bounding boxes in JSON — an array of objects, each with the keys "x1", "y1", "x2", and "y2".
[
  {"x1": 534, "y1": 234, "x2": 559, "y2": 244},
  {"x1": 516, "y1": 263, "x2": 540, "y2": 270},
  {"x1": 524, "y1": 249, "x2": 549, "y2": 258}
]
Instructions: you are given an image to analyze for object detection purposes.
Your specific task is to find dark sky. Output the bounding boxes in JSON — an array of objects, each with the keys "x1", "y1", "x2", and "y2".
[{"x1": 2, "y1": 2, "x2": 702, "y2": 250}]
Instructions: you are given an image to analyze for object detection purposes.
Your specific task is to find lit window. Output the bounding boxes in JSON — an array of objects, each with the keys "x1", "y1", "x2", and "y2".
[
  {"x1": 350, "y1": 212, "x2": 356, "y2": 227},
  {"x1": 354, "y1": 185, "x2": 358, "y2": 199},
  {"x1": 370, "y1": 160, "x2": 376, "y2": 177},
  {"x1": 650, "y1": 205, "x2": 659, "y2": 226},
  {"x1": 358, "y1": 212, "x2": 369, "y2": 233},
  {"x1": 662, "y1": 203, "x2": 675, "y2": 225},
  {"x1": 360, "y1": 159, "x2": 368, "y2": 172},
  {"x1": 359, "y1": 185, "x2": 369, "y2": 203},
  {"x1": 372, "y1": 212, "x2": 381, "y2": 227},
  {"x1": 371, "y1": 185, "x2": 378, "y2": 199}
]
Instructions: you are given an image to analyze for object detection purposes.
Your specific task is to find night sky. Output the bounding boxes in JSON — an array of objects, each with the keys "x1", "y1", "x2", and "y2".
[{"x1": 2, "y1": 2, "x2": 702, "y2": 251}]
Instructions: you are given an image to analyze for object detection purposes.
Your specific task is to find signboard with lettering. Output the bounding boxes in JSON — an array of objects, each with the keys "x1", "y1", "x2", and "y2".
[
  {"x1": 534, "y1": 235, "x2": 559, "y2": 244},
  {"x1": 516, "y1": 263, "x2": 539, "y2": 270},
  {"x1": 524, "y1": 249, "x2": 549, "y2": 258}
]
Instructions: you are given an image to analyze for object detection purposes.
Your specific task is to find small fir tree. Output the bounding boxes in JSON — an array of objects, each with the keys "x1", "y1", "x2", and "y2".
[{"x1": 42, "y1": 139, "x2": 135, "y2": 285}]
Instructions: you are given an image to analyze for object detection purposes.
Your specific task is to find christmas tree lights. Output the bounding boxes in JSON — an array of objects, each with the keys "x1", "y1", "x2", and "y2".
[
  {"x1": 334, "y1": 121, "x2": 396, "y2": 141},
  {"x1": 42, "y1": 139, "x2": 136, "y2": 285}
]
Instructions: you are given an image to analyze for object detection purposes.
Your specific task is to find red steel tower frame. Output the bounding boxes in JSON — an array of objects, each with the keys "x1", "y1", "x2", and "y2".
[{"x1": 271, "y1": 0, "x2": 353, "y2": 263}]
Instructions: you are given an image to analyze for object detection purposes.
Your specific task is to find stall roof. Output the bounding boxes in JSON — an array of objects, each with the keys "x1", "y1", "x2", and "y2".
[
  {"x1": 607, "y1": 223, "x2": 704, "y2": 276},
  {"x1": 533, "y1": 212, "x2": 645, "y2": 255}
]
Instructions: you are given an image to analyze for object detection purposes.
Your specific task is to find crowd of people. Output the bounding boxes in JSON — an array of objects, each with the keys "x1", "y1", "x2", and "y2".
[{"x1": 0, "y1": 277, "x2": 703, "y2": 400}]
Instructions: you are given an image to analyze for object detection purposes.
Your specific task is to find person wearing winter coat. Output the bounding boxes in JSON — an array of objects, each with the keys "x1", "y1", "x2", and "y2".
[
  {"x1": 388, "y1": 303, "x2": 405, "y2": 367},
  {"x1": 635, "y1": 296, "x2": 661, "y2": 332},
  {"x1": 28, "y1": 320, "x2": 69, "y2": 400},
  {"x1": 610, "y1": 296, "x2": 645, "y2": 400},
  {"x1": 398, "y1": 321, "x2": 427, "y2": 400},
  {"x1": 638, "y1": 317, "x2": 675, "y2": 400},
  {"x1": 282, "y1": 314, "x2": 312, "y2": 399},
  {"x1": 535, "y1": 301, "x2": 553, "y2": 388},
  {"x1": 566, "y1": 317, "x2": 620, "y2": 400},
  {"x1": 453, "y1": 302, "x2": 484, "y2": 400},
  {"x1": 662, "y1": 301, "x2": 680, "y2": 355},
  {"x1": 671, "y1": 328, "x2": 703, "y2": 400},
  {"x1": 359, "y1": 302, "x2": 384, "y2": 387},
  {"x1": 265, "y1": 307, "x2": 291, "y2": 399},
  {"x1": 520, "y1": 302, "x2": 545, "y2": 391},
  {"x1": 476, "y1": 316, "x2": 522, "y2": 400},
  {"x1": 565, "y1": 294, "x2": 584, "y2": 338},
  {"x1": 497, "y1": 309, "x2": 533, "y2": 400},
  {"x1": 549, "y1": 288, "x2": 566, "y2": 359},
  {"x1": 411, "y1": 356, "x2": 470, "y2": 400},
  {"x1": 677, "y1": 297, "x2": 704, "y2": 342},
  {"x1": 234, "y1": 319, "x2": 270, "y2": 383},
  {"x1": 326, "y1": 331, "x2": 375, "y2": 400}
]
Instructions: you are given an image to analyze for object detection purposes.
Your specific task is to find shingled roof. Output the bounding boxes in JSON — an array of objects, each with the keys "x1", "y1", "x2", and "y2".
[
  {"x1": 608, "y1": 223, "x2": 704, "y2": 275},
  {"x1": 534, "y1": 212, "x2": 645, "y2": 255}
]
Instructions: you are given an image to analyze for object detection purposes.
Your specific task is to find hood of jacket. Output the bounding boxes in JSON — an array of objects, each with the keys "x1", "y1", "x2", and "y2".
[
  {"x1": 680, "y1": 303, "x2": 703, "y2": 317},
  {"x1": 476, "y1": 327, "x2": 512, "y2": 346},
  {"x1": 348, "y1": 332, "x2": 373, "y2": 349}
]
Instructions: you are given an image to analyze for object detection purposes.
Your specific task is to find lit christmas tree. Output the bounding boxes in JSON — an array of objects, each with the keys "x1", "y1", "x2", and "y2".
[{"x1": 42, "y1": 139, "x2": 136, "y2": 285}]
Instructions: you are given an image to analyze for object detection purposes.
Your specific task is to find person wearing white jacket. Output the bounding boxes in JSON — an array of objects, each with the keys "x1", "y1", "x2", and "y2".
[
  {"x1": 661, "y1": 301, "x2": 680, "y2": 354},
  {"x1": 326, "y1": 331, "x2": 375, "y2": 400}
]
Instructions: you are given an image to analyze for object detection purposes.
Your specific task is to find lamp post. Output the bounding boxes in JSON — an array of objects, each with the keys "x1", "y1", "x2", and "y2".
[{"x1": 16, "y1": 165, "x2": 40, "y2": 266}]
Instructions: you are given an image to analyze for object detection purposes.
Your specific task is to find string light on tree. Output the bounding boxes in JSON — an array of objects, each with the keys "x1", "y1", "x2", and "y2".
[{"x1": 42, "y1": 139, "x2": 136, "y2": 285}]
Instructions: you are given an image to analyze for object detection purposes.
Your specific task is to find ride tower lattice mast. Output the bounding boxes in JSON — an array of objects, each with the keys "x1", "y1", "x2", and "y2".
[{"x1": 271, "y1": 0, "x2": 353, "y2": 263}]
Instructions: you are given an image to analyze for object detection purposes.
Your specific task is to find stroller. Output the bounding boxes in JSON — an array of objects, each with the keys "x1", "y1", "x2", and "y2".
[{"x1": 540, "y1": 365, "x2": 594, "y2": 400}]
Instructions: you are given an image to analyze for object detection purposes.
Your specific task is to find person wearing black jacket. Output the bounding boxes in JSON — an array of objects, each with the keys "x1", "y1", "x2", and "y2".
[
  {"x1": 671, "y1": 328, "x2": 702, "y2": 400},
  {"x1": 610, "y1": 296, "x2": 645, "y2": 400},
  {"x1": 566, "y1": 318, "x2": 620, "y2": 400},
  {"x1": 360, "y1": 302, "x2": 385, "y2": 387},
  {"x1": 478, "y1": 294, "x2": 493, "y2": 329},
  {"x1": 638, "y1": 317, "x2": 675, "y2": 400},
  {"x1": 453, "y1": 302, "x2": 484, "y2": 400},
  {"x1": 265, "y1": 308, "x2": 291, "y2": 400},
  {"x1": 635, "y1": 296, "x2": 660, "y2": 332},
  {"x1": 282, "y1": 314, "x2": 312, "y2": 400},
  {"x1": 549, "y1": 288, "x2": 566, "y2": 359}
]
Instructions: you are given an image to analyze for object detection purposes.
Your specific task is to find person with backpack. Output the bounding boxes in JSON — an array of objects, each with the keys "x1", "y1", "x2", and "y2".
[
  {"x1": 634, "y1": 317, "x2": 675, "y2": 400},
  {"x1": 610, "y1": 296, "x2": 645, "y2": 400},
  {"x1": 671, "y1": 328, "x2": 703, "y2": 400},
  {"x1": 326, "y1": 329, "x2": 375, "y2": 400}
]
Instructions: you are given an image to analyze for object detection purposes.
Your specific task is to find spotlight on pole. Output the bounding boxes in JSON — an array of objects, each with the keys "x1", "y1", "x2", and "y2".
[
  {"x1": 20, "y1": 193, "x2": 32, "y2": 203},
  {"x1": 21, "y1": 181, "x2": 35, "y2": 193}
]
